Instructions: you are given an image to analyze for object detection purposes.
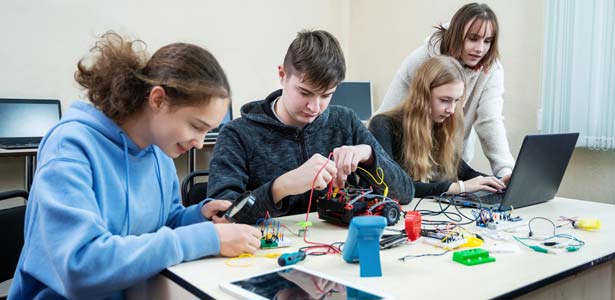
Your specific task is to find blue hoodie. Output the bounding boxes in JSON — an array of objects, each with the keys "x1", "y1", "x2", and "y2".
[{"x1": 9, "y1": 102, "x2": 220, "y2": 300}]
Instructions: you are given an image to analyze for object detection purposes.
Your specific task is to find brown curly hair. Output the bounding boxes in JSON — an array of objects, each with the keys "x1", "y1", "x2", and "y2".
[{"x1": 75, "y1": 32, "x2": 230, "y2": 122}]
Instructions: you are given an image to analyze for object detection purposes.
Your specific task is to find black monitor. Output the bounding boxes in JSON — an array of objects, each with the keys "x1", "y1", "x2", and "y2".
[
  {"x1": 219, "y1": 105, "x2": 232, "y2": 129},
  {"x1": 204, "y1": 104, "x2": 232, "y2": 141},
  {"x1": 330, "y1": 81, "x2": 373, "y2": 121},
  {"x1": 0, "y1": 99, "x2": 62, "y2": 149}
]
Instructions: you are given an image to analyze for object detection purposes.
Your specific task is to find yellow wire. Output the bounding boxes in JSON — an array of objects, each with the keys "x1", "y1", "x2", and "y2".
[
  {"x1": 224, "y1": 253, "x2": 282, "y2": 267},
  {"x1": 356, "y1": 166, "x2": 389, "y2": 197}
]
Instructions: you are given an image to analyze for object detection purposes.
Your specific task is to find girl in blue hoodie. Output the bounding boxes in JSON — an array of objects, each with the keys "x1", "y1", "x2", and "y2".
[{"x1": 9, "y1": 32, "x2": 261, "y2": 300}]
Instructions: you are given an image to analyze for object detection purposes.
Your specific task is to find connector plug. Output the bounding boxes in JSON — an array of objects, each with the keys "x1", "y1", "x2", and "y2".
[{"x1": 529, "y1": 245, "x2": 556, "y2": 254}]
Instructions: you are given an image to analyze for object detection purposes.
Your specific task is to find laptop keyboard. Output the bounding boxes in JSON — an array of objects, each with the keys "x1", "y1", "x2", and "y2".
[
  {"x1": 0, "y1": 143, "x2": 39, "y2": 149},
  {"x1": 444, "y1": 191, "x2": 505, "y2": 208},
  {"x1": 476, "y1": 193, "x2": 504, "y2": 205}
]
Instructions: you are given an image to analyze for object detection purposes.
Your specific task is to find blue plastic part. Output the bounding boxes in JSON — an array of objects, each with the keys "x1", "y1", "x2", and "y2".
[
  {"x1": 277, "y1": 251, "x2": 306, "y2": 266},
  {"x1": 343, "y1": 216, "x2": 386, "y2": 277}
]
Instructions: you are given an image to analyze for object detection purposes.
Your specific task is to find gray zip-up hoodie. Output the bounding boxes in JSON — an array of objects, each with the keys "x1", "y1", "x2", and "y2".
[{"x1": 207, "y1": 90, "x2": 414, "y2": 223}]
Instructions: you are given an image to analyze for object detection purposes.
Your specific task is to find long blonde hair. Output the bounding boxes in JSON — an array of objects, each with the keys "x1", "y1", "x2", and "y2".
[{"x1": 385, "y1": 56, "x2": 466, "y2": 182}]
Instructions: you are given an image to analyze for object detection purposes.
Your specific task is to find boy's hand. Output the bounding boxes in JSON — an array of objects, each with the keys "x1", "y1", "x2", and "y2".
[
  {"x1": 273, "y1": 154, "x2": 337, "y2": 201},
  {"x1": 332, "y1": 145, "x2": 373, "y2": 187}
]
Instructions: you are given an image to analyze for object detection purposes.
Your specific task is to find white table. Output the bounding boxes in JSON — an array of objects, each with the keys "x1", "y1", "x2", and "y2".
[{"x1": 129, "y1": 197, "x2": 615, "y2": 300}]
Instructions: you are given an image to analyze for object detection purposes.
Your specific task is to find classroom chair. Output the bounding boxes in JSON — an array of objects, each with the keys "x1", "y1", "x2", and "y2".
[
  {"x1": 180, "y1": 169, "x2": 210, "y2": 207},
  {"x1": 0, "y1": 189, "x2": 28, "y2": 300}
]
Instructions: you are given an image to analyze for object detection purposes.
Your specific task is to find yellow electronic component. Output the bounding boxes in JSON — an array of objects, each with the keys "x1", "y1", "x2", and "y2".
[
  {"x1": 573, "y1": 219, "x2": 601, "y2": 231},
  {"x1": 262, "y1": 253, "x2": 282, "y2": 258},
  {"x1": 460, "y1": 236, "x2": 484, "y2": 248},
  {"x1": 332, "y1": 187, "x2": 340, "y2": 197}
]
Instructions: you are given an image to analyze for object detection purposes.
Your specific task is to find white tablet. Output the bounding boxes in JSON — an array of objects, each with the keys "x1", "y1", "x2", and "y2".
[{"x1": 219, "y1": 265, "x2": 394, "y2": 300}]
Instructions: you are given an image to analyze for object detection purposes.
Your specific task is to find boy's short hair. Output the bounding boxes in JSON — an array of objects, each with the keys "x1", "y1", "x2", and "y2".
[{"x1": 283, "y1": 29, "x2": 346, "y2": 93}]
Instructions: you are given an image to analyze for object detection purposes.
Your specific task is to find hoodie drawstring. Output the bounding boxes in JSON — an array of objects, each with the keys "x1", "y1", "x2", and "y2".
[
  {"x1": 152, "y1": 150, "x2": 165, "y2": 227},
  {"x1": 119, "y1": 132, "x2": 132, "y2": 235}
]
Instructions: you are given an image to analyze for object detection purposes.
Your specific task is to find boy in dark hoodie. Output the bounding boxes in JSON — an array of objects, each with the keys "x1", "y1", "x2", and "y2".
[{"x1": 207, "y1": 29, "x2": 414, "y2": 223}]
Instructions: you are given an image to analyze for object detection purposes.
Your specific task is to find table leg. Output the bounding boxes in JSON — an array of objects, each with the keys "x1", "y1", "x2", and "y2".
[{"x1": 25, "y1": 155, "x2": 36, "y2": 191}]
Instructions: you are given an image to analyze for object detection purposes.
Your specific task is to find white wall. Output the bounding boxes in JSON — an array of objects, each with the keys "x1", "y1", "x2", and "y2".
[
  {"x1": 2, "y1": 0, "x2": 614, "y2": 204},
  {"x1": 349, "y1": 0, "x2": 615, "y2": 204},
  {"x1": 0, "y1": 0, "x2": 350, "y2": 192},
  {"x1": 349, "y1": 0, "x2": 546, "y2": 170}
]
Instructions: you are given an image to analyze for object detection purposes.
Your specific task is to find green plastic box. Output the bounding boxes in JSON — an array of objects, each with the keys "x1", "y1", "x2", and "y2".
[{"x1": 452, "y1": 248, "x2": 496, "y2": 266}]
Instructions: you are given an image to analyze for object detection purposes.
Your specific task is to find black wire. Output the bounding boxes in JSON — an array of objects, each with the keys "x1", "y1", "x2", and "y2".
[
  {"x1": 299, "y1": 242, "x2": 344, "y2": 256},
  {"x1": 411, "y1": 193, "x2": 483, "y2": 226},
  {"x1": 446, "y1": 193, "x2": 483, "y2": 225},
  {"x1": 331, "y1": 241, "x2": 344, "y2": 251},
  {"x1": 414, "y1": 196, "x2": 462, "y2": 222},
  {"x1": 556, "y1": 216, "x2": 576, "y2": 228},
  {"x1": 398, "y1": 250, "x2": 450, "y2": 261}
]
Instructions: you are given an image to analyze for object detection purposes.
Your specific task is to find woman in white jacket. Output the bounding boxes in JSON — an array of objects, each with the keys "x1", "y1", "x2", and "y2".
[{"x1": 375, "y1": 3, "x2": 514, "y2": 177}]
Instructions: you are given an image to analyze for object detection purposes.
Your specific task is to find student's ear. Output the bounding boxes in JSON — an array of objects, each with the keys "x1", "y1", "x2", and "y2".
[
  {"x1": 147, "y1": 86, "x2": 168, "y2": 112},
  {"x1": 278, "y1": 65, "x2": 287, "y2": 85}
]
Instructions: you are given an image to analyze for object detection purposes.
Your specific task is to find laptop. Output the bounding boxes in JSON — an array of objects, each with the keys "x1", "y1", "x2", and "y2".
[
  {"x1": 330, "y1": 81, "x2": 373, "y2": 122},
  {"x1": 0, "y1": 99, "x2": 62, "y2": 149},
  {"x1": 204, "y1": 104, "x2": 232, "y2": 142},
  {"x1": 443, "y1": 133, "x2": 579, "y2": 210}
]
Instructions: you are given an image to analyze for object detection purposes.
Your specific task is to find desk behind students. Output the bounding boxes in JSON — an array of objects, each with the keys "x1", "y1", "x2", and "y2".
[
  {"x1": 0, "y1": 148, "x2": 37, "y2": 192},
  {"x1": 128, "y1": 197, "x2": 615, "y2": 300}
]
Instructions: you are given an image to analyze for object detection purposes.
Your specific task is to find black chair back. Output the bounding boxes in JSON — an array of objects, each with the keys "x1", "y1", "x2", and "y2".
[
  {"x1": 180, "y1": 170, "x2": 210, "y2": 207},
  {"x1": 0, "y1": 190, "x2": 28, "y2": 283}
]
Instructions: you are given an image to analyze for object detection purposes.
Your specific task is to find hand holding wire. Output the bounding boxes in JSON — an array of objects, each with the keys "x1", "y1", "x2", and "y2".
[
  {"x1": 332, "y1": 144, "x2": 373, "y2": 187},
  {"x1": 275, "y1": 154, "x2": 337, "y2": 198}
]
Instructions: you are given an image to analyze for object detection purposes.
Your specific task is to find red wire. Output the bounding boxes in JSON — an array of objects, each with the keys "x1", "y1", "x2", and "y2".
[
  {"x1": 302, "y1": 152, "x2": 341, "y2": 254},
  {"x1": 304, "y1": 152, "x2": 334, "y2": 222},
  {"x1": 311, "y1": 276, "x2": 326, "y2": 294}
]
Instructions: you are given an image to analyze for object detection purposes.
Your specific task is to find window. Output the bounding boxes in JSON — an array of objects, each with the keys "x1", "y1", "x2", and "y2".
[{"x1": 541, "y1": 0, "x2": 615, "y2": 150}]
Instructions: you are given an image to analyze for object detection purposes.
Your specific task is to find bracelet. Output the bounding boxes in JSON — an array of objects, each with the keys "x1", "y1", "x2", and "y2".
[{"x1": 458, "y1": 180, "x2": 465, "y2": 193}]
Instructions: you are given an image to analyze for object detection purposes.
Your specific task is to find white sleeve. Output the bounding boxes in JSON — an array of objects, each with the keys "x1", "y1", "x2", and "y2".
[
  {"x1": 375, "y1": 45, "x2": 430, "y2": 115},
  {"x1": 473, "y1": 63, "x2": 515, "y2": 177}
]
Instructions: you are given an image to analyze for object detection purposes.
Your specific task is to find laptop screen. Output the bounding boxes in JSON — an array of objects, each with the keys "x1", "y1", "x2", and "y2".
[
  {"x1": 0, "y1": 99, "x2": 62, "y2": 143},
  {"x1": 330, "y1": 81, "x2": 373, "y2": 121},
  {"x1": 205, "y1": 104, "x2": 233, "y2": 140},
  {"x1": 444, "y1": 133, "x2": 579, "y2": 210}
]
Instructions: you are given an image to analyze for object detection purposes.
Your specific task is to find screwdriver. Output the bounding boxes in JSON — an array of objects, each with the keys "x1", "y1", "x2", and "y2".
[{"x1": 277, "y1": 251, "x2": 307, "y2": 266}]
